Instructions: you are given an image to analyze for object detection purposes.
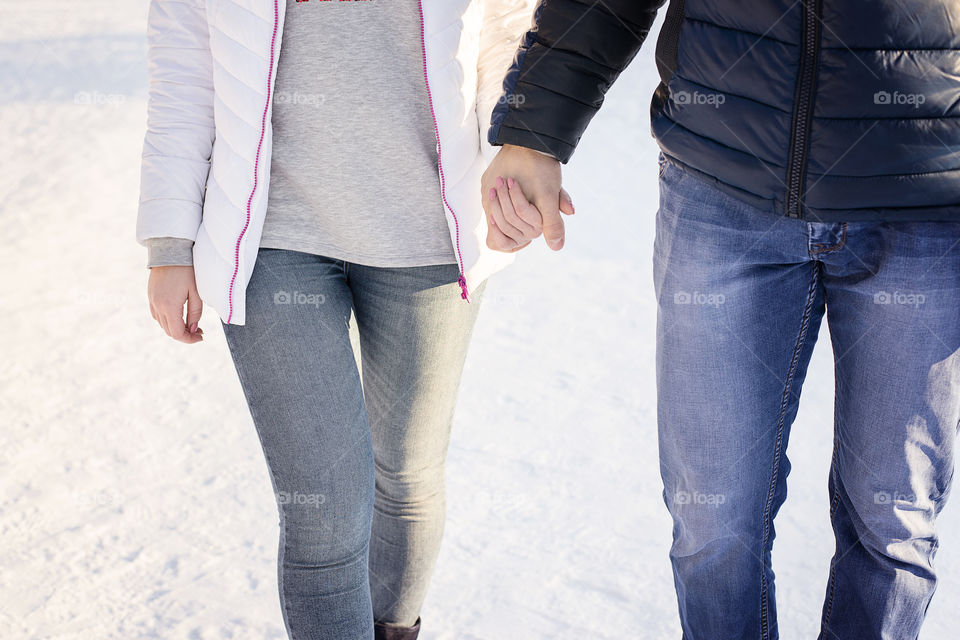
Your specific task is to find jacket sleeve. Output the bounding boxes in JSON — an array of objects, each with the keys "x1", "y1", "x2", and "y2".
[
  {"x1": 487, "y1": 0, "x2": 666, "y2": 163},
  {"x1": 136, "y1": 0, "x2": 215, "y2": 245},
  {"x1": 475, "y1": 0, "x2": 538, "y2": 165}
]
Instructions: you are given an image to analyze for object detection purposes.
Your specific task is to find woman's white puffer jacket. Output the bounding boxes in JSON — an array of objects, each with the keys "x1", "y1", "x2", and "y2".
[{"x1": 137, "y1": 0, "x2": 535, "y2": 324}]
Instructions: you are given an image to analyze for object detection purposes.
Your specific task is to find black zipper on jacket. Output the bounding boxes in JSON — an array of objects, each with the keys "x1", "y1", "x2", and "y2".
[{"x1": 784, "y1": 0, "x2": 821, "y2": 219}]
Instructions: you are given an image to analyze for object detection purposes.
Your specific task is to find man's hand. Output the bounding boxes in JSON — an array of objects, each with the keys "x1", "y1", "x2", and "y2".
[
  {"x1": 148, "y1": 265, "x2": 204, "y2": 344},
  {"x1": 482, "y1": 144, "x2": 575, "y2": 253}
]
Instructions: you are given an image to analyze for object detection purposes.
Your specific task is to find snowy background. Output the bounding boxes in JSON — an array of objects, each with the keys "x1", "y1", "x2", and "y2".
[{"x1": 1, "y1": 1, "x2": 958, "y2": 638}]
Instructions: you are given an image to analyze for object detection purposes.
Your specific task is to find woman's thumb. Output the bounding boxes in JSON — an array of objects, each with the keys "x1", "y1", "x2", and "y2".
[{"x1": 186, "y1": 287, "x2": 203, "y2": 334}]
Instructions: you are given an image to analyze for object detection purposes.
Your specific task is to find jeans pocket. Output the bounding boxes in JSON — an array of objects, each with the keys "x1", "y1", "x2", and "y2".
[{"x1": 658, "y1": 152, "x2": 669, "y2": 179}]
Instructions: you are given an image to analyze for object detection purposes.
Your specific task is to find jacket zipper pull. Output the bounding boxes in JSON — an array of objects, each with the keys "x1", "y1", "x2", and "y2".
[{"x1": 457, "y1": 275, "x2": 470, "y2": 301}]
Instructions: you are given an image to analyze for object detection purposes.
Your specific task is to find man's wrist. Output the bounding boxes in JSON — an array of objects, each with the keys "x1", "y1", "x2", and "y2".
[{"x1": 503, "y1": 144, "x2": 559, "y2": 162}]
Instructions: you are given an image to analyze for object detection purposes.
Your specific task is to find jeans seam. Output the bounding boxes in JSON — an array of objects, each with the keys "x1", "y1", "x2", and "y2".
[
  {"x1": 821, "y1": 378, "x2": 845, "y2": 635},
  {"x1": 256, "y1": 436, "x2": 298, "y2": 639},
  {"x1": 759, "y1": 262, "x2": 821, "y2": 640},
  {"x1": 225, "y1": 335, "x2": 299, "y2": 640},
  {"x1": 278, "y1": 496, "x2": 296, "y2": 640}
]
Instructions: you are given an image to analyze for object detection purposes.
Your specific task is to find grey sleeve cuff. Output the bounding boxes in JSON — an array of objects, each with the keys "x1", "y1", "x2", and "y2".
[{"x1": 145, "y1": 237, "x2": 195, "y2": 268}]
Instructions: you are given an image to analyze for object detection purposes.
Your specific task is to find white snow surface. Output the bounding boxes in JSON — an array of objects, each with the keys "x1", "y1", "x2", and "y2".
[{"x1": 1, "y1": 2, "x2": 958, "y2": 639}]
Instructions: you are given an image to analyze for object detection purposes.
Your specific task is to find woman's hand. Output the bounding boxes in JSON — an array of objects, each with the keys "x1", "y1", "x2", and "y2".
[
  {"x1": 482, "y1": 144, "x2": 575, "y2": 253},
  {"x1": 147, "y1": 266, "x2": 204, "y2": 344},
  {"x1": 484, "y1": 176, "x2": 575, "y2": 253}
]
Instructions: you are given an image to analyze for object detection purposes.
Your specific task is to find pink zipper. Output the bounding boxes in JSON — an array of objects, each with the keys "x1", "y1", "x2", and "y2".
[
  {"x1": 227, "y1": 0, "x2": 280, "y2": 324},
  {"x1": 416, "y1": 0, "x2": 470, "y2": 301}
]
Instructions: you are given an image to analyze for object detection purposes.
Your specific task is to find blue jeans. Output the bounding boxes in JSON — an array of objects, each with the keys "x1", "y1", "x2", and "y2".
[
  {"x1": 653, "y1": 156, "x2": 960, "y2": 640},
  {"x1": 222, "y1": 248, "x2": 484, "y2": 640}
]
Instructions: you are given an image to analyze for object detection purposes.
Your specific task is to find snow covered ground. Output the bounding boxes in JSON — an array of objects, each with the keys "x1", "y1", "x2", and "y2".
[{"x1": 1, "y1": 1, "x2": 958, "y2": 638}]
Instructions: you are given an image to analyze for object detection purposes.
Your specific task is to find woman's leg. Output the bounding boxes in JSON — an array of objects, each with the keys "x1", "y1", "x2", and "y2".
[
  {"x1": 222, "y1": 248, "x2": 376, "y2": 640},
  {"x1": 346, "y1": 263, "x2": 485, "y2": 628}
]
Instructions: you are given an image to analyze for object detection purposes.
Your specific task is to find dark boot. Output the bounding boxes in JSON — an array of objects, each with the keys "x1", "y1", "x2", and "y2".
[{"x1": 373, "y1": 617, "x2": 420, "y2": 640}]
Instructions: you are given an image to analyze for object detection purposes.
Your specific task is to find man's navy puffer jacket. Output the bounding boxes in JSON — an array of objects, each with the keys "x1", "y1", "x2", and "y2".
[{"x1": 489, "y1": 0, "x2": 960, "y2": 222}]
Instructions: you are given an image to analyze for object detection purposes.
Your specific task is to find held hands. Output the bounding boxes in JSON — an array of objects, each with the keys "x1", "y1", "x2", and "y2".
[
  {"x1": 148, "y1": 266, "x2": 204, "y2": 344},
  {"x1": 146, "y1": 144, "x2": 571, "y2": 342},
  {"x1": 481, "y1": 144, "x2": 575, "y2": 253}
]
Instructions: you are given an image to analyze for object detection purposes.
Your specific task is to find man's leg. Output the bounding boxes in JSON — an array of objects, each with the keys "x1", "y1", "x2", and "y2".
[
  {"x1": 817, "y1": 221, "x2": 960, "y2": 640},
  {"x1": 654, "y1": 160, "x2": 824, "y2": 640}
]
